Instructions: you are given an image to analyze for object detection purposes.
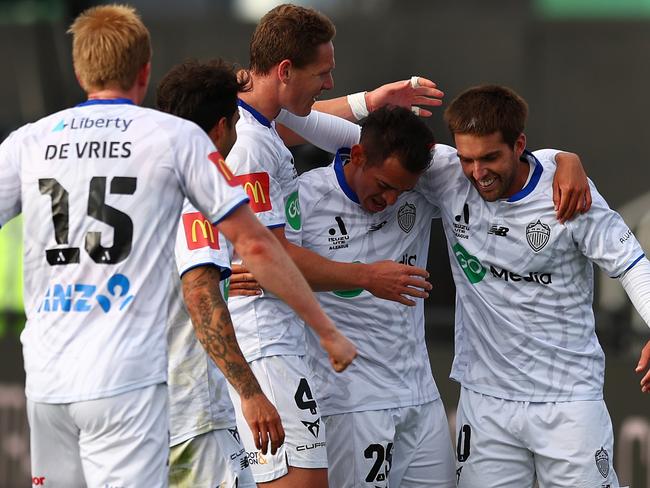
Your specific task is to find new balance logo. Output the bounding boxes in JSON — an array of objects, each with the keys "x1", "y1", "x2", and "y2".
[
  {"x1": 369, "y1": 220, "x2": 387, "y2": 232},
  {"x1": 301, "y1": 418, "x2": 321, "y2": 438},
  {"x1": 488, "y1": 225, "x2": 509, "y2": 237}
]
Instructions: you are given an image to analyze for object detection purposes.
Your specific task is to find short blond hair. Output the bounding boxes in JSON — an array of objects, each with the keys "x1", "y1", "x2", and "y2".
[{"x1": 68, "y1": 4, "x2": 151, "y2": 92}]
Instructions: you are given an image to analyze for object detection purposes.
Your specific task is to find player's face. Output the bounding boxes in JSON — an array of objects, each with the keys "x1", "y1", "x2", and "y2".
[
  {"x1": 284, "y1": 41, "x2": 335, "y2": 116},
  {"x1": 210, "y1": 111, "x2": 239, "y2": 158},
  {"x1": 352, "y1": 155, "x2": 422, "y2": 213},
  {"x1": 455, "y1": 131, "x2": 528, "y2": 202}
]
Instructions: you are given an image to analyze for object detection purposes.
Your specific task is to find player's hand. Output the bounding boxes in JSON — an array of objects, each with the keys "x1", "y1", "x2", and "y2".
[
  {"x1": 365, "y1": 260, "x2": 432, "y2": 306},
  {"x1": 320, "y1": 327, "x2": 357, "y2": 373},
  {"x1": 229, "y1": 263, "x2": 262, "y2": 297},
  {"x1": 635, "y1": 340, "x2": 650, "y2": 393},
  {"x1": 241, "y1": 392, "x2": 285, "y2": 455},
  {"x1": 365, "y1": 76, "x2": 444, "y2": 118},
  {"x1": 552, "y1": 152, "x2": 592, "y2": 223}
]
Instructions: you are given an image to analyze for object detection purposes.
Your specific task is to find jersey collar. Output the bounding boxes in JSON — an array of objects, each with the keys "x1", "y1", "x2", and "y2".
[
  {"x1": 333, "y1": 148, "x2": 360, "y2": 204},
  {"x1": 76, "y1": 98, "x2": 135, "y2": 107},
  {"x1": 507, "y1": 150, "x2": 543, "y2": 203},
  {"x1": 237, "y1": 99, "x2": 272, "y2": 128}
]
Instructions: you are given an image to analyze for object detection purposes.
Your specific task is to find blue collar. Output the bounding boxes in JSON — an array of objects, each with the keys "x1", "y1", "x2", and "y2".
[
  {"x1": 333, "y1": 148, "x2": 360, "y2": 204},
  {"x1": 237, "y1": 99, "x2": 272, "y2": 128},
  {"x1": 507, "y1": 150, "x2": 543, "y2": 202},
  {"x1": 76, "y1": 98, "x2": 135, "y2": 107}
]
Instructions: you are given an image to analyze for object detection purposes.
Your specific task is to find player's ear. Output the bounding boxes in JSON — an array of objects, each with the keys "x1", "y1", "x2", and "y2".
[
  {"x1": 208, "y1": 116, "x2": 229, "y2": 148},
  {"x1": 514, "y1": 133, "x2": 526, "y2": 159},
  {"x1": 278, "y1": 59, "x2": 292, "y2": 84},
  {"x1": 350, "y1": 144, "x2": 367, "y2": 168}
]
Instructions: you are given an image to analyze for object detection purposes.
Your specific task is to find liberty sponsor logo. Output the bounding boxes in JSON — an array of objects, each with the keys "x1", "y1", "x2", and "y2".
[
  {"x1": 526, "y1": 220, "x2": 551, "y2": 252},
  {"x1": 52, "y1": 117, "x2": 133, "y2": 133},
  {"x1": 182, "y1": 212, "x2": 220, "y2": 250},
  {"x1": 285, "y1": 191, "x2": 301, "y2": 230},
  {"x1": 209, "y1": 152, "x2": 272, "y2": 212},
  {"x1": 328, "y1": 216, "x2": 349, "y2": 250},
  {"x1": 44, "y1": 141, "x2": 132, "y2": 160},
  {"x1": 397, "y1": 202, "x2": 416, "y2": 233},
  {"x1": 453, "y1": 203, "x2": 470, "y2": 239},
  {"x1": 620, "y1": 228, "x2": 633, "y2": 244},
  {"x1": 453, "y1": 243, "x2": 486, "y2": 284},
  {"x1": 595, "y1": 447, "x2": 609, "y2": 478},
  {"x1": 490, "y1": 266, "x2": 553, "y2": 285},
  {"x1": 38, "y1": 274, "x2": 134, "y2": 313},
  {"x1": 488, "y1": 224, "x2": 509, "y2": 237}
]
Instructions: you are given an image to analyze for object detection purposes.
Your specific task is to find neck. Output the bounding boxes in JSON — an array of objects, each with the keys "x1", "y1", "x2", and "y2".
[
  {"x1": 238, "y1": 73, "x2": 281, "y2": 121},
  {"x1": 86, "y1": 86, "x2": 140, "y2": 105},
  {"x1": 342, "y1": 155, "x2": 358, "y2": 193}
]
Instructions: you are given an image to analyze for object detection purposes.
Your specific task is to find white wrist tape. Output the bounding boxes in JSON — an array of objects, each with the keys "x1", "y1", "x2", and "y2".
[{"x1": 347, "y1": 91, "x2": 369, "y2": 121}]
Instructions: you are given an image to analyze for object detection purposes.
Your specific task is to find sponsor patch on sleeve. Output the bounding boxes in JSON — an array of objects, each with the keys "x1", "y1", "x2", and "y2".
[{"x1": 182, "y1": 212, "x2": 220, "y2": 250}]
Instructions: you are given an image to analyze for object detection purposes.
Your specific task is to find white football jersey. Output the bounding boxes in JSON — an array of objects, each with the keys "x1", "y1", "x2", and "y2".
[
  {"x1": 0, "y1": 99, "x2": 248, "y2": 402},
  {"x1": 417, "y1": 144, "x2": 645, "y2": 402},
  {"x1": 222, "y1": 100, "x2": 305, "y2": 361},
  {"x1": 297, "y1": 149, "x2": 441, "y2": 416},
  {"x1": 167, "y1": 200, "x2": 237, "y2": 446}
]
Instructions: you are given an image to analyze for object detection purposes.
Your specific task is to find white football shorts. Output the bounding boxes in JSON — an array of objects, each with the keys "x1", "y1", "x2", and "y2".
[
  {"x1": 27, "y1": 383, "x2": 168, "y2": 488},
  {"x1": 455, "y1": 387, "x2": 626, "y2": 488},
  {"x1": 169, "y1": 426, "x2": 255, "y2": 488},
  {"x1": 324, "y1": 398, "x2": 456, "y2": 488},
  {"x1": 227, "y1": 355, "x2": 327, "y2": 483}
]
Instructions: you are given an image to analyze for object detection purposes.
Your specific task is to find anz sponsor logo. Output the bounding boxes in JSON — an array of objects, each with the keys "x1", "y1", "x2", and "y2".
[
  {"x1": 38, "y1": 273, "x2": 135, "y2": 313},
  {"x1": 52, "y1": 117, "x2": 133, "y2": 133},
  {"x1": 490, "y1": 266, "x2": 552, "y2": 285}
]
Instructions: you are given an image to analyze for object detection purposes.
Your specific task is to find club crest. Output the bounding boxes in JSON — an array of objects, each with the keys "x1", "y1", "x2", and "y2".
[
  {"x1": 526, "y1": 220, "x2": 550, "y2": 252},
  {"x1": 595, "y1": 447, "x2": 609, "y2": 478},
  {"x1": 398, "y1": 202, "x2": 416, "y2": 233}
]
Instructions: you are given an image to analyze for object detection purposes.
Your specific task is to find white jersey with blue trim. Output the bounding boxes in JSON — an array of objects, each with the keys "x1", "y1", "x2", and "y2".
[
  {"x1": 417, "y1": 144, "x2": 645, "y2": 402},
  {"x1": 0, "y1": 99, "x2": 248, "y2": 403},
  {"x1": 222, "y1": 100, "x2": 306, "y2": 361},
  {"x1": 297, "y1": 149, "x2": 441, "y2": 416},
  {"x1": 167, "y1": 199, "x2": 236, "y2": 446}
]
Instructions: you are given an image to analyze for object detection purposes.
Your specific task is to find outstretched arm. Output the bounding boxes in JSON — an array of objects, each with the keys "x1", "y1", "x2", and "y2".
[
  {"x1": 217, "y1": 205, "x2": 357, "y2": 372},
  {"x1": 182, "y1": 266, "x2": 284, "y2": 454}
]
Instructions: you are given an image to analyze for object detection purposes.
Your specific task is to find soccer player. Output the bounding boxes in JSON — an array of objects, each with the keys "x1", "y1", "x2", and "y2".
[
  {"x1": 422, "y1": 84, "x2": 648, "y2": 487},
  {"x1": 157, "y1": 59, "x2": 264, "y2": 488},
  {"x1": 0, "y1": 5, "x2": 354, "y2": 487},
  {"x1": 223, "y1": 5, "x2": 446, "y2": 486}
]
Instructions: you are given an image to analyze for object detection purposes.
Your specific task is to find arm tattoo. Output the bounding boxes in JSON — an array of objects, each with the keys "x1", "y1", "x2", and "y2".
[{"x1": 182, "y1": 266, "x2": 262, "y2": 399}]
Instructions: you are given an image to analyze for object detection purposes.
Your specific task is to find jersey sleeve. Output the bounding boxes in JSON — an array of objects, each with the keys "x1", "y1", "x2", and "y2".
[
  {"x1": 173, "y1": 122, "x2": 249, "y2": 225},
  {"x1": 414, "y1": 143, "x2": 459, "y2": 207},
  {"x1": 225, "y1": 133, "x2": 287, "y2": 228},
  {"x1": 0, "y1": 131, "x2": 22, "y2": 226},
  {"x1": 175, "y1": 199, "x2": 232, "y2": 280},
  {"x1": 567, "y1": 181, "x2": 645, "y2": 278},
  {"x1": 276, "y1": 109, "x2": 361, "y2": 153}
]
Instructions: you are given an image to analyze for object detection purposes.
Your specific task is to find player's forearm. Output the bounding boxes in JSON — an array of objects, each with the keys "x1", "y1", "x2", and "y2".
[
  {"x1": 219, "y1": 208, "x2": 338, "y2": 339},
  {"x1": 182, "y1": 267, "x2": 263, "y2": 399},
  {"x1": 276, "y1": 109, "x2": 361, "y2": 151},
  {"x1": 285, "y1": 241, "x2": 367, "y2": 292},
  {"x1": 313, "y1": 97, "x2": 356, "y2": 121}
]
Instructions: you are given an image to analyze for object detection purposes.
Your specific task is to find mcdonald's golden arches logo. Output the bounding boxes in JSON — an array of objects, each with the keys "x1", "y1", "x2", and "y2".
[{"x1": 182, "y1": 212, "x2": 220, "y2": 250}]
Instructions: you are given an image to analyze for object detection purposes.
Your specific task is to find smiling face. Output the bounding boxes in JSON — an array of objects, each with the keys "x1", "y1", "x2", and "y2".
[
  {"x1": 281, "y1": 41, "x2": 335, "y2": 116},
  {"x1": 345, "y1": 145, "x2": 423, "y2": 213},
  {"x1": 455, "y1": 131, "x2": 528, "y2": 201}
]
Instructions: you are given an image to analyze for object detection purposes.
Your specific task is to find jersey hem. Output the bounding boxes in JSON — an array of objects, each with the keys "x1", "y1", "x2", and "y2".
[
  {"x1": 457, "y1": 382, "x2": 604, "y2": 403},
  {"x1": 319, "y1": 391, "x2": 440, "y2": 417},
  {"x1": 25, "y1": 376, "x2": 166, "y2": 404},
  {"x1": 170, "y1": 421, "x2": 238, "y2": 447}
]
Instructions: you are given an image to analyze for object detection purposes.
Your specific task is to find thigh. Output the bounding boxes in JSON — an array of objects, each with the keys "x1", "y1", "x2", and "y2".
[
  {"x1": 227, "y1": 355, "x2": 327, "y2": 484},
  {"x1": 391, "y1": 400, "x2": 455, "y2": 488},
  {"x1": 169, "y1": 428, "x2": 255, "y2": 488},
  {"x1": 73, "y1": 384, "x2": 169, "y2": 488},
  {"x1": 27, "y1": 400, "x2": 86, "y2": 488},
  {"x1": 455, "y1": 388, "x2": 536, "y2": 488},
  {"x1": 530, "y1": 400, "x2": 623, "y2": 488},
  {"x1": 325, "y1": 410, "x2": 396, "y2": 488}
]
